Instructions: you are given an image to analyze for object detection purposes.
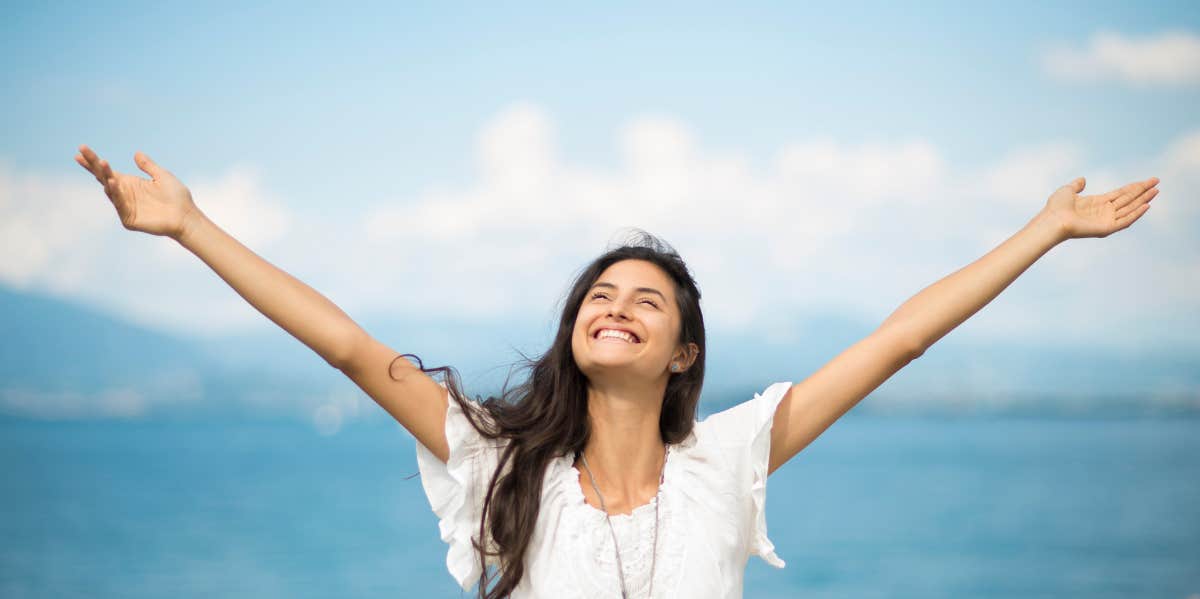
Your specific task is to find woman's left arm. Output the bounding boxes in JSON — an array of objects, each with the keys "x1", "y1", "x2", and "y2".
[{"x1": 768, "y1": 176, "x2": 1161, "y2": 475}]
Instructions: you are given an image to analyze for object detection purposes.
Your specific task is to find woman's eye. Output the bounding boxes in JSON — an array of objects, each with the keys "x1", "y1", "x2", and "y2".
[
  {"x1": 591, "y1": 292, "x2": 609, "y2": 300},
  {"x1": 639, "y1": 299, "x2": 658, "y2": 308}
]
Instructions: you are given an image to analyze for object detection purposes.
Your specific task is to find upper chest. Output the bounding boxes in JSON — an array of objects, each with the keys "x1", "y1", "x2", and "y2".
[{"x1": 517, "y1": 457, "x2": 750, "y2": 598}]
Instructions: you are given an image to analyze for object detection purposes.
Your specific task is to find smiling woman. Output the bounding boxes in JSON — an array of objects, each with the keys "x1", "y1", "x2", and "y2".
[
  {"x1": 74, "y1": 143, "x2": 1161, "y2": 598},
  {"x1": 404, "y1": 236, "x2": 726, "y2": 598}
]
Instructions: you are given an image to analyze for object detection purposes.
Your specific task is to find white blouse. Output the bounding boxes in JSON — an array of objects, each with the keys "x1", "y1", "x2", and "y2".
[{"x1": 415, "y1": 381, "x2": 792, "y2": 598}]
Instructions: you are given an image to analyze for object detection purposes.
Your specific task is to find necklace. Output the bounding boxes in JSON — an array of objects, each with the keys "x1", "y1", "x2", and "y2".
[{"x1": 579, "y1": 445, "x2": 669, "y2": 599}]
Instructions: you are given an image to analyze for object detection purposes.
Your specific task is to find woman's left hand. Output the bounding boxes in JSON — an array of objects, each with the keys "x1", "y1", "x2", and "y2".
[{"x1": 1042, "y1": 176, "x2": 1160, "y2": 240}]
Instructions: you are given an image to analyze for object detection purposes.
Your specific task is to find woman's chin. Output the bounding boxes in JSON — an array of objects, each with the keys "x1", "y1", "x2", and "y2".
[{"x1": 579, "y1": 358, "x2": 660, "y2": 383}]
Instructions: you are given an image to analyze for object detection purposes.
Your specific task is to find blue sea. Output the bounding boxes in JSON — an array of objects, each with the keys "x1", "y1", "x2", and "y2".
[{"x1": 2, "y1": 414, "x2": 1198, "y2": 598}]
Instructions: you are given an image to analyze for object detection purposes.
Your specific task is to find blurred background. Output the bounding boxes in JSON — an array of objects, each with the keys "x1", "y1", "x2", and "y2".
[{"x1": 2, "y1": 1, "x2": 1198, "y2": 597}]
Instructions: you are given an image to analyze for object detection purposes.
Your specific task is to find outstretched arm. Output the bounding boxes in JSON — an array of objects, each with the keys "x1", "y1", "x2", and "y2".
[
  {"x1": 75, "y1": 145, "x2": 451, "y2": 460},
  {"x1": 767, "y1": 176, "x2": 1161, "y2": 475}
]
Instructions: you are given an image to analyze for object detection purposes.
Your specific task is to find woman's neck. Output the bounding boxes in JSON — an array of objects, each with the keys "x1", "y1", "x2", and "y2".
[{"x1": 577, "y1": 379, "x2": 668, "y2": 513}]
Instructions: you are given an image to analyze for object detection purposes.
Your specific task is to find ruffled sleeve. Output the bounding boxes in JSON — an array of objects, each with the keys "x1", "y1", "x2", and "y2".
[
  {"x1": 695, "y1": 381, "x2": 792, "y2": 568},
  {"x1": 414, "y1": 384, "x2": 507, "y2": 590}
]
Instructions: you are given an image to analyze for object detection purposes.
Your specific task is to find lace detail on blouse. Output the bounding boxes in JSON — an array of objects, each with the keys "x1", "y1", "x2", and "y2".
[{"x1": 553, "y1": 457, "x2": 687, "y2": 599}]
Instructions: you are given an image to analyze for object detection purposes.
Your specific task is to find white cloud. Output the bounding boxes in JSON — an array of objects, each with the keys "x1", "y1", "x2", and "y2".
[
  {"x1": 0, "y1": 161, "x2": 295, "y2": 335},
  {"x1": 775, "y1": 137, "x2": 944, "y2": 206},
  {"x1": 477, "y1": 101, "x2": 558, "y2": 196},
  {"x1": 185, "y1": 166, "x2": 292, "y2": 249},
  {"x1": 1156, "y1": 130, "x2": 1200, "y2": 230},
  {"x1": 0, "y1": 166, "x2": 111, "y2": 288},
  {"x1": 352, "y1": 103, "x2": 1197, "y2": 351},
  {"x1": 1042, "y1": 30, "x2": 1200, "y2": 86},
  {"x1": 3, "y1": 105, "x2": 1196, "y2": 354},
  {"x1": 357, "y1": 106, "x2": 953, "y2": 330},
  {"x1": 977, "y1": 141, "x2": 1084, "y2": 208},
  {"x1": 938, "y1": 130, "x2": 1199, "y2": 348}
]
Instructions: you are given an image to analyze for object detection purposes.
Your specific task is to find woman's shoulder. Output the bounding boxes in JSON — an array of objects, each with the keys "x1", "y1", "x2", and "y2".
[
  {"x1": 692, "y1": 381, "x2": 793, "y2": 449},
  {"x1": 674, "y1": 381, "x2": 792, "y2": 570}
]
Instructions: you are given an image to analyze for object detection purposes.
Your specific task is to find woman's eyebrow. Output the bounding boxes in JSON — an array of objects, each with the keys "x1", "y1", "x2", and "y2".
[{"x1": 591, "y1": 281, "x2": 666, "y2": 301}]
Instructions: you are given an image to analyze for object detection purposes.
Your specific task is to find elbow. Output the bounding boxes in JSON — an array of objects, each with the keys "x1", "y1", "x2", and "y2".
[
  {"x1": 328, "y1": 330, "x2": 367, "y2": 372},
  {"x1": 902, "y1": 331, "x2": 928, "y2": 361},
  {"x1": 879, "y1": 325, "x2": 927, "y2": 362}
]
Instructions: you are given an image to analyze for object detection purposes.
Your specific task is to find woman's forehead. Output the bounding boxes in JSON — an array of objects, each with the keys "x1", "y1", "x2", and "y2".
[{"x1": 593, "y1": 260, "x2": 674, "y2": 296}]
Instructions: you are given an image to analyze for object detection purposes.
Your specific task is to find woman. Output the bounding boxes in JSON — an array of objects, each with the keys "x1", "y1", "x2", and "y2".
[{"x1": 74, "y1": 144, "x2": 1160, "y2": 598}]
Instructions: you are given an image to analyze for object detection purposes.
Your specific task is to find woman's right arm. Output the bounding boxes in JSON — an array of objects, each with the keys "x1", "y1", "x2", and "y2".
[
  {"x1": 177, "y1": 209, "x2": 451, "y2": 460},
  {"x1": 75, "y1": 145, "x2": 450, "y2": 460}
]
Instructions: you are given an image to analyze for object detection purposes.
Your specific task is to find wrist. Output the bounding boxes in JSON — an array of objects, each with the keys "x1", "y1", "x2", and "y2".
[
  {"x1": 173, "y1": 205, "x2": 207, "y2": 246},
  {"x1": 1030, "y1": 209, "x2": 1070, "y2": 246}
]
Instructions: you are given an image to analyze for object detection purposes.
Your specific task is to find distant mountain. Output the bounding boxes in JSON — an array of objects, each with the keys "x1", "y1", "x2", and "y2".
[
  {"x1": 1, "y1": 284, "x2": 1197, "y2": 421},
  {"x1": 0, "y1": 285, "x2": 346, "y2": 421},
  {"x1": 705, "y1": 318, "x2": 1200, "y2": 417}
]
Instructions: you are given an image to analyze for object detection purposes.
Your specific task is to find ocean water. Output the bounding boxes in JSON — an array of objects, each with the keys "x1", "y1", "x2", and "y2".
[{"x1": 1, "y1": 414, "x2": 1198, "y2": 598}]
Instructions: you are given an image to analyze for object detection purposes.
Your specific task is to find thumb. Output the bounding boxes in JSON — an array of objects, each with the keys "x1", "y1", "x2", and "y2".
[
  {"x1": 1066, "y1": 176, "x2": 1086, "y2": 192},
  {"x1": 134, "y1": 151, "x2": 169, "y2": 180}
]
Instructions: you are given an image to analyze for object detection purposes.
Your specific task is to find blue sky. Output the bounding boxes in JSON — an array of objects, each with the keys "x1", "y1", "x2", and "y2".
[
  {"x1": 2, "y1": 2, "x2": 1198, "y2": 382},
  {"x1": 6, "y1": 2, "x2": 1196, "y2": 174}
]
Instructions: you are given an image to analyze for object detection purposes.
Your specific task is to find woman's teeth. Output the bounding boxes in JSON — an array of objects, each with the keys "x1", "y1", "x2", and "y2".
[{"x1": 597, "y1": 329, "x2": 637, "y2": 343}]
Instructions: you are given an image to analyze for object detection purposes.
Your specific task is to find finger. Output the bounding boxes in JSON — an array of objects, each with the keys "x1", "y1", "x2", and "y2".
[
  {"x1": 1100, "y1": 183, "x2": 1135, "y2": 203},
  {"x1": 79, "y1": 145, "x2": 101, "y2": 170},
  {"x1": 105, "y1": 178, "x2": 127, "y2": 212},
  {"x1": 76, "y1": 148, "x2": 99, "y2": 177},
  {"x1": 97, "y1": 158, "x2": 116, "y2": 186},
  {"x1": 101, "y1": 174, "x2": 117, "y2": 199},
  {"x1": 1114, "y1": 187, "x2": 1158, "y2": 220},
  {"x1": 79, "y1": 146, "x2": 108, "y2": 182},
  {"x1": 134, "y1": 151, "x2": 167, "y2": 181},
  {"x1": 1113, "y1": 202, "x2": 1151, "y2": 231},
  {"x1": 1108, "y1": 180, "x2": 1147, "y2": 211},
  {"x1": 89, "y1": 158, "x2": 109, "y2": 184},
  {"x1": 1112, "y1": 177, "x2": 1160, "y2": 210}
]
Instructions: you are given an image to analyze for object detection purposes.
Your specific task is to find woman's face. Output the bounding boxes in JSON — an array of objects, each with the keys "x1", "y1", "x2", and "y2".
[{"x1": 571, "y1": 259, "x2": 688, "y2": 382}]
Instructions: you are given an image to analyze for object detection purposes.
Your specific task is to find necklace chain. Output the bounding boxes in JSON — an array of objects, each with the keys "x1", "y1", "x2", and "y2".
[{"x1": 579, "y1": 446, "x2": 669, "y2": 599}]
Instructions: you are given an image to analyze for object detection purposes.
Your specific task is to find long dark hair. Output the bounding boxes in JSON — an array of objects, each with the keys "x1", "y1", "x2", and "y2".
[{"x1": 402, "y1": 231, "x2": 706, "y2": 598}]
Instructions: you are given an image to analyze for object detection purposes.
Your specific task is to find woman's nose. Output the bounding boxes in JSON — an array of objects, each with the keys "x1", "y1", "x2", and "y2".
[{"x1": 607, "y1": 297, "x2": 632, "y2": 319}]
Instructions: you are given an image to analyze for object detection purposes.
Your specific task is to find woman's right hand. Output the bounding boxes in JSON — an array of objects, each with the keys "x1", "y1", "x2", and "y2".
[{"x1": 75, "y1": 144, "x2": 200, "y2": 240}]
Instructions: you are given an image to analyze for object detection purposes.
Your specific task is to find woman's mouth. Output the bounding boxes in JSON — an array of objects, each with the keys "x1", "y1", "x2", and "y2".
[{"x1": 594, "y1": 328, "x2": 640, "y2": 343}]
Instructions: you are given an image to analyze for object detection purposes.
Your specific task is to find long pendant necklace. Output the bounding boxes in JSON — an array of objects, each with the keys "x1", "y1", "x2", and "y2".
[{"x1": 579, "y1": 446, "x2": 669, "y2": 599}]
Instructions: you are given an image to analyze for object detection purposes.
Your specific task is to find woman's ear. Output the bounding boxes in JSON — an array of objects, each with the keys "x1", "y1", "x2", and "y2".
[{"x1": 672, "y1": 343, "x2": 700, "y2": 372}]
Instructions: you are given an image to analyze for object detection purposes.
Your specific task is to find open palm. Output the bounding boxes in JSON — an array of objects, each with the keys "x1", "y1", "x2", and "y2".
[
  {"x1": 1044, "y1": 176, "x2": 1160, "y2": 240},
  {"x1": 74, "y1": 145, "x2": 198, "y2": 239}
]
